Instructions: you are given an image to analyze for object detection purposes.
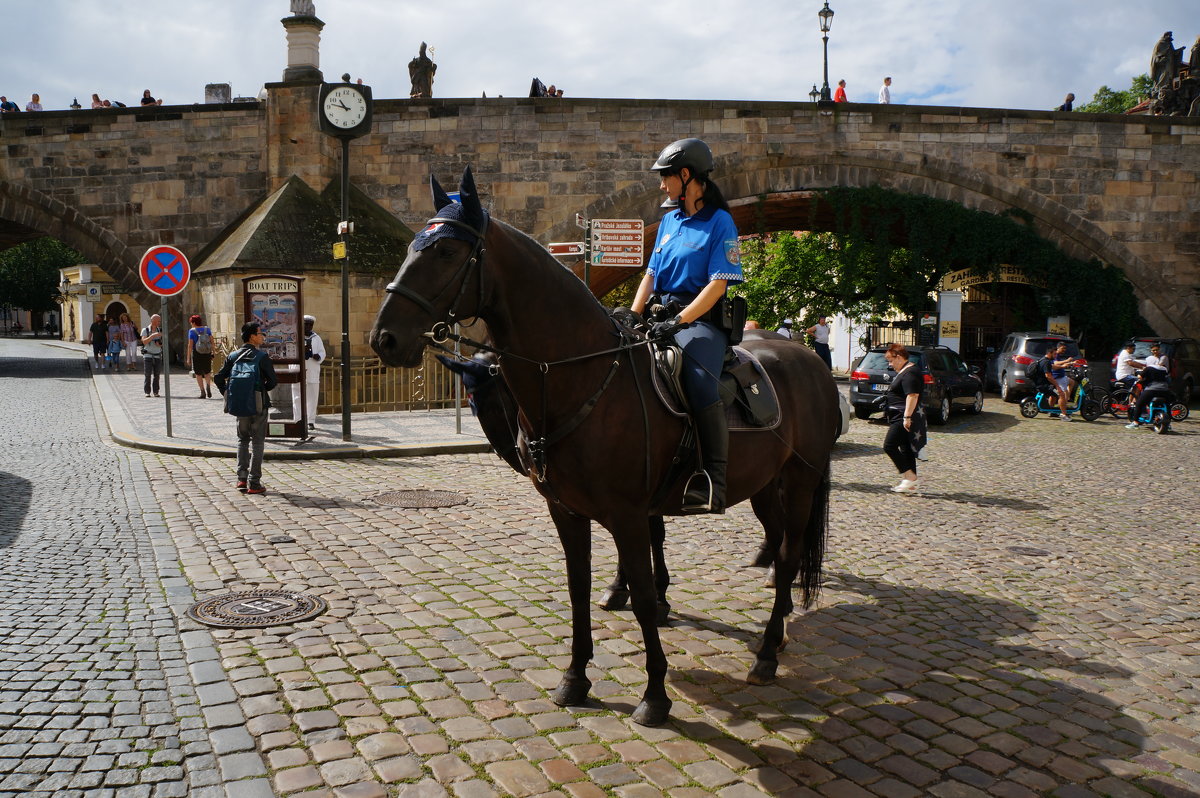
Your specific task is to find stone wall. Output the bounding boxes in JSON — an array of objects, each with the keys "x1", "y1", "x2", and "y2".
[{"x1": 3, "y1": 95, "x2": 1199, "y2": 338}]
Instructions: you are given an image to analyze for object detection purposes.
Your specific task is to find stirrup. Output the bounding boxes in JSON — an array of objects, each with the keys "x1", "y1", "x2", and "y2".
[{"x1": 681, "y1": 471, "x2": 721, "y2": 514}]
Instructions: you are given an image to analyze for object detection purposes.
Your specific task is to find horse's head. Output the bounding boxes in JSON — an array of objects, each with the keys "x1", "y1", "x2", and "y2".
[{"x1": 371, "y1": 167, "x2": 489, "y2": 368}]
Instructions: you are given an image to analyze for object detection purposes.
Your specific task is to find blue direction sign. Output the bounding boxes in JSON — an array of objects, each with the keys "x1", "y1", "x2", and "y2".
[{"x1": 139, "y1": 245, "x2": 191, "y2": 297}]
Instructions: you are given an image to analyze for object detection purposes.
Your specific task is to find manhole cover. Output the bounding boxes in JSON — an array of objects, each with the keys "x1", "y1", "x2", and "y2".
[
  {"x1": 186, "y1": 590, "x2": 327, "y2": 629},
  {"x1": 1006, "y1": 546, "x2": 1052, "y2": 557},
  {"x1": 372, "y1": 490, "x2": 468, "y2": 508}
]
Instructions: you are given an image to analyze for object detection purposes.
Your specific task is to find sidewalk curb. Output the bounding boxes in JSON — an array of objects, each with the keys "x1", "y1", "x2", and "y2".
[{"x1": 79, "y1": 343, "x2": 492, "y2": 460}]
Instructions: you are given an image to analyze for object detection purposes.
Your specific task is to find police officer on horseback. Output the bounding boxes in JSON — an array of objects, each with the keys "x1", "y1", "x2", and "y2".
[{"x1": 632, "y1": 138, "x2": 743, "y2": 514}]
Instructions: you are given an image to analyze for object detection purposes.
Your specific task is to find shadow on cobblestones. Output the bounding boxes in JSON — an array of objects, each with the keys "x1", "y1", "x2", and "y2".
[
  {"x1": 0, "y1": 473, "x2": 31, "y2": 548},
  {"x1": 834, "y1": 481, "x2": 1048, "y2": 511}
]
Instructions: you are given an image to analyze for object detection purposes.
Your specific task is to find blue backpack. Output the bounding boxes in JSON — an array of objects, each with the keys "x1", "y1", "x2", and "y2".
[{"x1": 224, "y1": 349, "x2": 266, "y2": 417}]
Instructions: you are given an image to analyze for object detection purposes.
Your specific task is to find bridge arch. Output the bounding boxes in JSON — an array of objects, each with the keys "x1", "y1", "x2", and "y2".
[
  {"x1": 0, "y1": 182, "x2": 152, "y2": 309},
  {"x1": 563, "y1": 152, "x2": 1171, "y2": 336}
]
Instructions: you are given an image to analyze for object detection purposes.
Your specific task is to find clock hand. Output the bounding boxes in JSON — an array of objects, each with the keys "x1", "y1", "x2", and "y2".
[{"x1": 336, "y1": 100, "x2": 351, "y2": 111}]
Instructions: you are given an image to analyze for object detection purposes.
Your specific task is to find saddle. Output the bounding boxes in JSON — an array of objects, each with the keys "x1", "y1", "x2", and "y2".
[{"x1": 652, "y1": 343, "x2": 781, "y2": 431}]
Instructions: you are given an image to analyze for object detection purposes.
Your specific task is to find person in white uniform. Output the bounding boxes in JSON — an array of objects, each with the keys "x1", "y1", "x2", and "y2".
[{"x1": 291, "y1": 314, "x2": 325, "y2": 430}]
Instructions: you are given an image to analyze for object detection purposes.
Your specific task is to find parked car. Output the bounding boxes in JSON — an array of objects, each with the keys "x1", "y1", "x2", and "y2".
[
  {"x1": 849, "y1": 345, "x2": 985, "y2": 424},
  {"x1": 989, "y1": 332, "x2": 1082, "y2": 402},
  {"x1": 1111, "y1": 337, "x2": 1200, "y2": 404}
]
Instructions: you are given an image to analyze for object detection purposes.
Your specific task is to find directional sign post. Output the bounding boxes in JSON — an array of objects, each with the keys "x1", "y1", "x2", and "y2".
[
  {"x1": 547, "y1": 242, "x2": 585, "y2": 257},
  {"x1": 140, "y1": 245, "x2": 192, "y2": 438},
  {"x1": 589, "y1": 219, "x2": 645, "y2": 272}
]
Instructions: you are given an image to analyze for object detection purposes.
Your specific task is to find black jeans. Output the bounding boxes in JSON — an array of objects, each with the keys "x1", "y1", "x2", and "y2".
[
  {"x1": 143, "y1": 356, "x2": 162, "y2": 395},
  {"x1": 1133, "y1": 387, "x2": 1172, "y2": 421},
  {"x1": 813, "y1": 341, "x2": 832, "y2": 370},
  {"x1": 883, "y1": 420, "x2": 917, "y2": 474}
]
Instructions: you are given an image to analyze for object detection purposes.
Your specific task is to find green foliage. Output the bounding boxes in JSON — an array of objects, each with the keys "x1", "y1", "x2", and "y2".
[
  {"x1": 1076, "y1": 73, "x2": 1151, "y2": 114},
  {"x1": 600, "y1": 272, "x2": 640, "y2": 308},
  {"x1": 0, "y1": 238, "x2": 83, "y2": 312},
  {"x1": 735, "y1": 186, "x2": 1142, "y2": 355}
]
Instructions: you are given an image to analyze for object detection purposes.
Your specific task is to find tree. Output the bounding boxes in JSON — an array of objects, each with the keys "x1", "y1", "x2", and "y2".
[
  {"x1": 0, "y1": 238, "x2": 83, "y2": 313},
  {"x1": 1076, "y1": 74, "x2": 1152, "y2": 114}
]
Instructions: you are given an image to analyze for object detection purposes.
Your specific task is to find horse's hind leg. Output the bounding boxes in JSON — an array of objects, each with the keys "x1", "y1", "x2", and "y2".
[
  {"x1": 600, "y1": 515, "x2": 670, "y2": 626},
  {"x1": 548, "y1": 504, "x2": 594, "y2": 708},
  {"x1": 749, "y1": 481, "x2": 785, "y2": 569},
  {"x1": 749, "y1": 462, "x2": 830, "y2": 686}
]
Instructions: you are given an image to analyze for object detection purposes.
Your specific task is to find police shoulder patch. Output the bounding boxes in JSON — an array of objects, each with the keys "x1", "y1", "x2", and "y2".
[{"x1": 724, "y1": 239, "x2": 741, "y2": 266}]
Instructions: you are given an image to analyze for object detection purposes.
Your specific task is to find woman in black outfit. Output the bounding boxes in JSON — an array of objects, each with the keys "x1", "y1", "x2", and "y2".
[{"x1": 882, "y1": 343, "x2": 926, "y2": 493}]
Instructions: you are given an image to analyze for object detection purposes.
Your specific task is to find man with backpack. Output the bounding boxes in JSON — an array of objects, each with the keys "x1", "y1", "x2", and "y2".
[{"x1": 214, "y1": 321, "x2": 278, "y2": 495}]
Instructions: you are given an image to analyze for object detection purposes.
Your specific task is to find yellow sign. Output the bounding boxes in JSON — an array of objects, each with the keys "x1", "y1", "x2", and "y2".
[
  {"x1": 939, "y1": 265, "x2": 1049, "y2": 292},
  {"x1": 1049, "y1": 322, "x2": 1069, "y2": 335},
  {"x1": 940, "y1": 320, "x2": 961, "y2": 337},
  {"x1": 333, "y1": 241, "x2": 347, "y2": 260}
]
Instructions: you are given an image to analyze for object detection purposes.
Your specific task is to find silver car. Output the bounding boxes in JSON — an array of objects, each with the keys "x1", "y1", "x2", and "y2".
[{"x1": 990, "y1": 332, "x2": 1081, "y2": 402}]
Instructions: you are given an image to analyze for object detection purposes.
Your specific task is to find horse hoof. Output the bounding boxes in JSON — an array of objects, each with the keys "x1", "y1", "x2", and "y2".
[
  {"x1": 599, "y1": 587, "x2": 629, "y2": 611},
  {"x1": 747, "y1": 660, "x2": 778, "y2": 686},
  {"x1": 631, "y1": 698, "x2": 672, "y2": 727},
  {"x1": 550, "y1": 674, "x2": 592, "y2": 707},
  {"x1": 764, "y1": 564, "x2": 776, "y2": 588},
  {"x1": 655, "y1": 601, "x2": 671, "y2": 627}
]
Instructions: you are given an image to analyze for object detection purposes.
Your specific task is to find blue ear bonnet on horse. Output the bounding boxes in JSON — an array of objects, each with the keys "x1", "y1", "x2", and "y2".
[{"x1": 413, "y1": 168, "x2": 486, "y2": 252}]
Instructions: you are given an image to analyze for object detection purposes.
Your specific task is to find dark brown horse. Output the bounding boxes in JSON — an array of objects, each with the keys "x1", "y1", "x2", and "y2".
[{"x1": 371, "y1": 168, "x2": 839, "y2": 726}]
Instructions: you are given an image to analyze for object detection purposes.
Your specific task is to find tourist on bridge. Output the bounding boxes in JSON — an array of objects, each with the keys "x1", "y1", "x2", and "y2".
[
  {"x1": 878, "y1": 77, "x2": 892, "y2": 104},
  {"x1": 0, "y1": 96, "x2": 19, "y2": 113},
  {"x1": 140, "y1": 89, "x2": 162, "y2": 107},
  {"x1": 25, "y1": 93, "x2": 43, "y2": 111},
  {"x1": 1057, "y1": 93, "x2": 1075, "y2": 112},
  {"x1": 632, "y1": 137, "x2": 743, "y2": 514},
  {"x1": 834, "y1": 79, "x2": 847, "y2": 102}
]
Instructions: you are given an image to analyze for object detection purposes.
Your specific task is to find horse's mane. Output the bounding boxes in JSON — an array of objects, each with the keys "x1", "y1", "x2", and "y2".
[{"x1": 492, "y1": 217, "x2": 612, "y2": 318}]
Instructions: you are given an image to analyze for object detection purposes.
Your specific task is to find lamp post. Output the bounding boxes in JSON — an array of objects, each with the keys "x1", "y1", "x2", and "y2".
[
  {"x1": 818, "y1": 1, "x2": 835, "y2": 102},
  {"x1": 809, "y1": 85, "x2": 820, "y2": 103}
]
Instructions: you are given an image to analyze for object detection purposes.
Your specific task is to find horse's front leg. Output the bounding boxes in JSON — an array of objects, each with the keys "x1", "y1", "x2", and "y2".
[
  {"x1": 548, "y1": 504, "x2": 594, "y2": 708},
  {"x1": 607, "y1": 512, "x2": 672, "y2": 726}
]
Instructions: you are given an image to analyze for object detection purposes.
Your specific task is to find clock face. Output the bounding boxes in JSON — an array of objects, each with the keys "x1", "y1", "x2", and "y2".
[{"x1": 322, "y1": 87, "x2": 368, "y2": 129}]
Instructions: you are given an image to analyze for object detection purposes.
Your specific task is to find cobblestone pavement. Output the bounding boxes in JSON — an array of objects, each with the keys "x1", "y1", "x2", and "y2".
[
  {"x1": 0, "y1": 339, "x2": 272, "y2": 797},
  {"x1": 6, "y1": 339, "x2": 1200, "y2": 797}
]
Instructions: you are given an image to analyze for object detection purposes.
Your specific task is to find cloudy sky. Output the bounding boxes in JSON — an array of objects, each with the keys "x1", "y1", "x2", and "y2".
[{"x1": 1, "y1": 1, "x2": 1194, "y2": 111}]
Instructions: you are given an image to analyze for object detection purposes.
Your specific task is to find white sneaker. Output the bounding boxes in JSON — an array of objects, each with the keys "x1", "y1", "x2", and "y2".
[
  {"x1": 891, "y1": 479, "x2": 918, "y2": 493},
  {"x1": 1061, "y1": 414, "x2": 1073, "y2": 421}
]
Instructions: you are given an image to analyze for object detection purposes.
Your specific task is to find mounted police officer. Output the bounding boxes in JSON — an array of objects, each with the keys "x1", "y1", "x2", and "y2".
[{"x1": 631, "y1": 138, "x2": 743, "y2": 514}]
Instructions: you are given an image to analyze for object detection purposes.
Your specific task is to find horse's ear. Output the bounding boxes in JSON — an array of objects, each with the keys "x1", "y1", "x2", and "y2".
[
  {"x1": 458, "y1": 166, "x2": 484, "y2": 222},
  {"x1": 430, "y1": 174, "x2": 453, "y2": 211}
]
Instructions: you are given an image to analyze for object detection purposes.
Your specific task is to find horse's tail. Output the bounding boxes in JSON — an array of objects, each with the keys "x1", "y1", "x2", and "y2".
[{"x1": 797, "y1": 461, "x2": 831, "y2": 609}]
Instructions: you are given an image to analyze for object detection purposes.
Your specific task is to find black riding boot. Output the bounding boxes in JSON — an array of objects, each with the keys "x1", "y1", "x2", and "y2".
[{"x1": 682, "y1": 401, "x2": 728, "y2": 514}]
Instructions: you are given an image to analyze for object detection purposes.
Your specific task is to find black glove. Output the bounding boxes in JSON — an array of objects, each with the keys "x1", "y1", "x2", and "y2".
[{"x1": 648, "y1": 316, "x2": 685, "y2": 341}]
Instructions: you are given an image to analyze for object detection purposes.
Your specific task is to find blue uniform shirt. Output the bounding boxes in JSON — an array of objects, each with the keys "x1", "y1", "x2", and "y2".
[{"x1": 646, "y1": 204, "x2": 743, "y2": 295}]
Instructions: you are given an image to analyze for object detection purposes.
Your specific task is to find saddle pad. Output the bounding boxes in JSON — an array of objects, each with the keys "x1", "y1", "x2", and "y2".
[{"x1": 649, "y1": 345, "x2": 782, "y2": 432}]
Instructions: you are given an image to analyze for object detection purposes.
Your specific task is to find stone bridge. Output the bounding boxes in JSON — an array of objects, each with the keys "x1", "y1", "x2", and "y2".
[{"x1": 2, "y1": 84, "x2": 1198, "y2": 338}]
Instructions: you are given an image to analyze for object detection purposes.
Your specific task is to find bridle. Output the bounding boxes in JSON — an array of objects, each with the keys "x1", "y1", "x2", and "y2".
[{"x1": 384, "y1": 211, "x2": 490, "y2": 327}]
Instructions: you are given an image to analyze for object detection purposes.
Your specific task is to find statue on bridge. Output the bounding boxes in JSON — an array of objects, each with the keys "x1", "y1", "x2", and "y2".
[
  {"x1": 1149, "y1": 31, "x2": 1200, "y2": 116},
  {"x1": 409, "y1": 42, "x2": 437, "y2": 99},
  {"x1": 290, "y1": 0, "x2": 316, "y2": 16}
]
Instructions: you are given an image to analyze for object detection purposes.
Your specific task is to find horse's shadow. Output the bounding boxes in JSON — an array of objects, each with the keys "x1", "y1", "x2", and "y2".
[
  {"x1": 834, "y1": 481, "x2": 1047, "y2": 512},
  {"x1": 0, "y1": 472, "x2": 32, "y2": 549},
  {"x1": 656, "y1": 571, "x2": 1155, "y2": 794}
]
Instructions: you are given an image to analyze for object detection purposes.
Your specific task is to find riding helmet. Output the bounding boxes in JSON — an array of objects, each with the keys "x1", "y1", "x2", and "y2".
[{"x1": 650, "y1": 138, "x2": 714, "y2": 176}]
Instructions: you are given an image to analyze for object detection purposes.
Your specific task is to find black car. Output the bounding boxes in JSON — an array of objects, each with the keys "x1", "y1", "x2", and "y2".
[
  {"x1": 849, "y1": 345, "x2": 985, "y2": 424},
  {"x1": 1111, "y1": 337, "x2": 1200, "y2": 404}
]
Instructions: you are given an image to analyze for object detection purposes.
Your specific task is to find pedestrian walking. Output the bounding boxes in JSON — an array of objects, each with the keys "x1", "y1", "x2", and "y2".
[
  {"x1": 291, "y1": 314, "x2": 325, "y2": 431},
  {"x1": 140, "y1": 314, "x2": 165, "y2": 397},
  {"x1": 881, "y1": 343, "x2": 926, "y2": 493},
  {"x1": 213, "y1": 321, "x2": 278, "y2": 495},
  {"x1": 806, "y1": 315, "x2": 832, "y2": 369},
  {"x1": 118, "y1": 312, "x2": 139, "y2": 370},
  {"x1": 186, "y1": 314, "x2": 216, "y2": 399},
  {"x1": 878, "y1": 77, "x2": 892, "y2": 104},
  {"x1": 834, "y1": 79, "x2": 847, "y2": 102},
  {"x1": 87, "y1": 313, "x2": 108, "y2": 368}
]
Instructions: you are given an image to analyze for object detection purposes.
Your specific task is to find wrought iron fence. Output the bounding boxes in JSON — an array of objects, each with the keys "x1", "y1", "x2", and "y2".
[{"x1": 317, "y1": 350, "x2": 461, "y2": 413}]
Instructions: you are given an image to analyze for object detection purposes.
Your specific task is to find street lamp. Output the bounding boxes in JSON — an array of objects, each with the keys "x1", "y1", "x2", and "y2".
[
  {"x1": 809, "y1": 85, "x2": 820, "y2": 103},
  {"x1": 70, "y1": 97, "x2": 81, "y2": 110},
  {"x1": 818, "y1": 1, "x2": 835, "y2": 102}
]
